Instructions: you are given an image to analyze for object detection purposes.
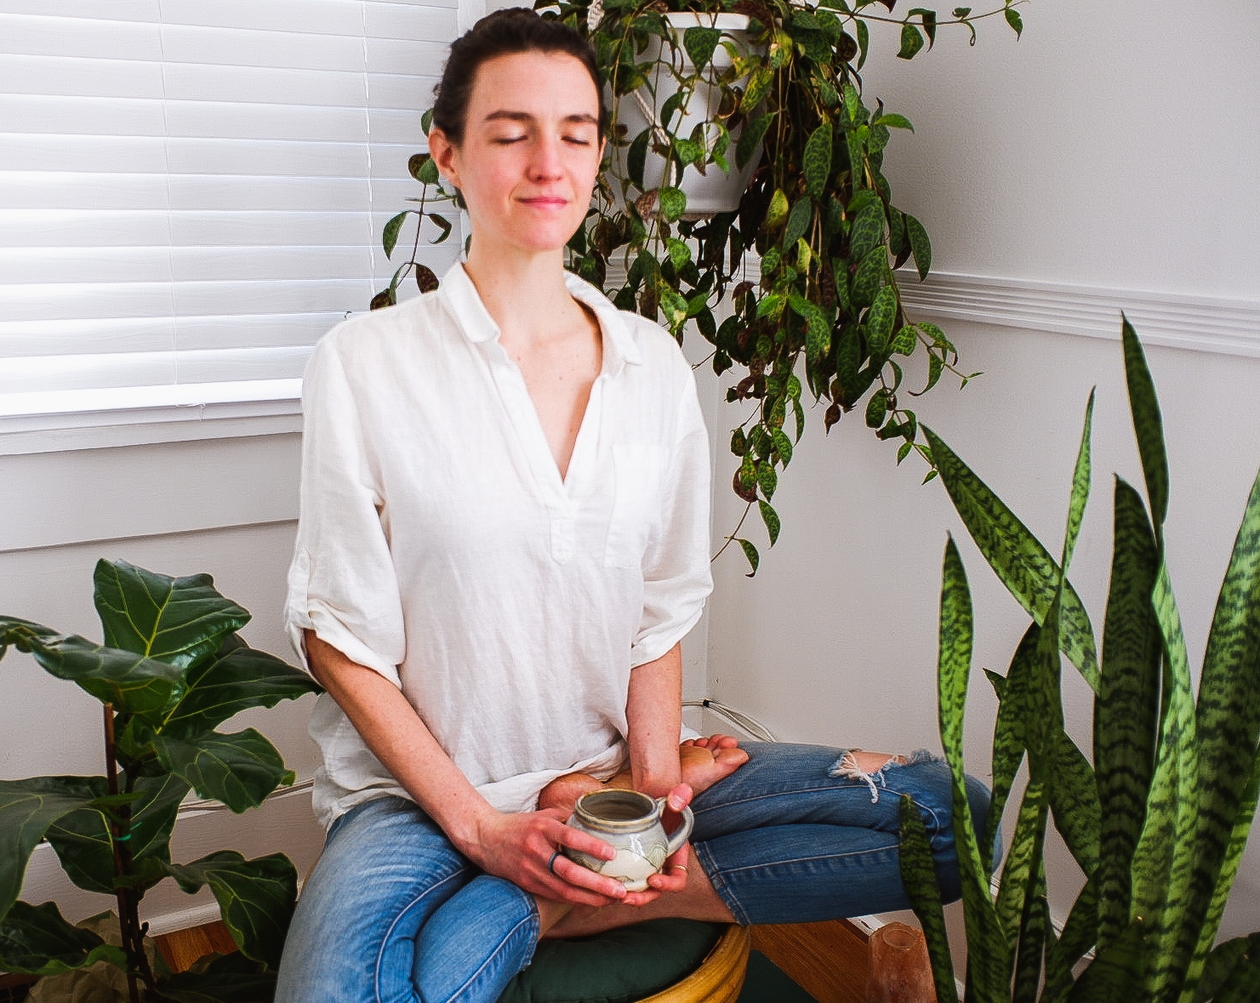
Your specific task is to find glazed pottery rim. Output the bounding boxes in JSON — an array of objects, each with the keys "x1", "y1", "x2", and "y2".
[{"x1": 573, "y1": 789, "x2": 659, "y2": 831}]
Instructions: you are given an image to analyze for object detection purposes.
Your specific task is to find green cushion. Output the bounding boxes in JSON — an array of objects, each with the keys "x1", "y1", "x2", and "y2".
[{"x1": 496, "y1": 919, "x2": 726, "y2": 1003}]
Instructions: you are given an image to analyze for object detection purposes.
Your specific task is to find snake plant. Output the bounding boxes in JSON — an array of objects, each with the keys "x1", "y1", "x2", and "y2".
[
  {"x1": 898, "y1": 318, "x2": 1260, "y2": 1003},
  {"x1": 0, "y1": 561, "x2": 321, "y2": 1002}
]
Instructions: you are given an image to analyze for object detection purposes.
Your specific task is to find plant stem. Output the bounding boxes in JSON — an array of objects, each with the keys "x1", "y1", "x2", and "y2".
[{"x1": 104, "y1": 705, "x2": 158, "y2": 1002}]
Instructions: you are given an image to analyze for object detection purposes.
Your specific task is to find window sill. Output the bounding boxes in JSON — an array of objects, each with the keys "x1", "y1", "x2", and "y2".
[{"x1": 0, "y1": 380, "x2": 303, "y2": 456}]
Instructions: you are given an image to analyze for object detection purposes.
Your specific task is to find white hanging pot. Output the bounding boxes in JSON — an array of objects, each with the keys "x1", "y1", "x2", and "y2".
[{"x1": 607, "y1": 13, "x2": 763, "y2": 218}]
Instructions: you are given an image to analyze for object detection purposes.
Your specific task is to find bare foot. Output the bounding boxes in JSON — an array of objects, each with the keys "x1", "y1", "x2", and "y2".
[{"x1": 537, "y1": 736, "x2": 749, "y2": 814}]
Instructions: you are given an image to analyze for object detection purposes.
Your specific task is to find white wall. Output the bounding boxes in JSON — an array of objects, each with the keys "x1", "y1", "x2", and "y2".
[{"x1": 705, "y1": 0, "x2": 1260, "y2": 942}]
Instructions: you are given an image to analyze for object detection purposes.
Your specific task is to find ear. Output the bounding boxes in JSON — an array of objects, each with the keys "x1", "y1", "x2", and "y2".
[{"x1": 428, "y1": 128, "x2": 461, "y2": 189}]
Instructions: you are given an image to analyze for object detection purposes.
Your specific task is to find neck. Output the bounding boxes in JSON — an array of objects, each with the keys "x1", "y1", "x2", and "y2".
[{"x1": 461, "y1": 245, "x2": 576, "y2": 343}]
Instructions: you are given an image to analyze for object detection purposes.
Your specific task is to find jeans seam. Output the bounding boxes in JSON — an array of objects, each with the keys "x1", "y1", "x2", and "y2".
[
  {"x1": 716, "y1": 844, "x2": 902, "y2": 876},
  {"x1": 374, "y1": 867, "x2": 468, "y2": 1003},
  {"x1": 692, "y1": 783, "x2": 874, "y2": 817},
  {"x1": 692, "y1": 841, "x2": 751, "y2": 926},
  {"x1": 444, "y1": 905, "x2": 537, "y2": 1003}
]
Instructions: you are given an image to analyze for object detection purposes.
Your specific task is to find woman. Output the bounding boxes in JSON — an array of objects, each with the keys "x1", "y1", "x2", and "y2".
[{"x1": 276, "y1": 10, "x2": 988, "y2": 1003}]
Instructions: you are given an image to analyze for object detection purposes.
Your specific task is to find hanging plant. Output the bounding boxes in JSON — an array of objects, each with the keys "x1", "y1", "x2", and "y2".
[{"x1": 375, "y1": 0, "x2": 1025, "y2": 573}]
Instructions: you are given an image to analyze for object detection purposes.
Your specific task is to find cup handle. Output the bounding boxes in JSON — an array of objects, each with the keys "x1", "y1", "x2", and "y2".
[{"x1": 657, "y1": 800, "x2": 695, "y2": 857}]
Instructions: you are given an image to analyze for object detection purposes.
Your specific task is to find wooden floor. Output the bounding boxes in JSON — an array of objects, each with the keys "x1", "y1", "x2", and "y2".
[{"x1": 153, "y1": 918, "x2": 872, "y2": 1000}]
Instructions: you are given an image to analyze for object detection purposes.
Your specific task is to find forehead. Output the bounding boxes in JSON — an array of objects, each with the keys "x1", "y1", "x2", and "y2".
[{"x1": 467, "y1": 50, "x2": 599, "y2": 121}]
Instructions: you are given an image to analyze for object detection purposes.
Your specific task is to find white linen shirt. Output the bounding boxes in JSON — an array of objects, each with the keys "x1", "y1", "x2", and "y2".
[{"x1": 286, "y1": 263, "x2": 713, "y2": 829}]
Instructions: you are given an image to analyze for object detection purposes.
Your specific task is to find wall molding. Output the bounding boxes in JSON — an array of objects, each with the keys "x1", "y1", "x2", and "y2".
[{"x1": 898, "y1": 271, "x2": 1260, "y2": 359}]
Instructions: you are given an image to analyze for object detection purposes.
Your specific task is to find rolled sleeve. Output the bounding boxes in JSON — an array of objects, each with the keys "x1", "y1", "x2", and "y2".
[
  {"x1": 285, "y1": 332, "x2": 407, "y2": 686},
  {"x1": 630, "y1": 374, "x2": 713, "y2": 667}
]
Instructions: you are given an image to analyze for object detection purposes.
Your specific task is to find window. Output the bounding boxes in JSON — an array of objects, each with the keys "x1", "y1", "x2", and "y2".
[{"x1": 0, "y1": 0, "x2": 463, "y2": 449}]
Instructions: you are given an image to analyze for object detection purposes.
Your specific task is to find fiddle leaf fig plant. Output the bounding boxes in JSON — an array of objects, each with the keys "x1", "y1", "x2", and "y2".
[
  {"x1": 899, "y1": 319, "x2": 1260, "y2": 1002},
  {"x1": 374, "y1": 0, "x2": 1024, "y2": 572},
  {"x1": 0, "y1": 560, "x2": 321, "y2": 1003}
]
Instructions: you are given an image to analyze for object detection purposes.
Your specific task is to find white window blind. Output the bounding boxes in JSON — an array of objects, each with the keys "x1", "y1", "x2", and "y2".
[{"x1": 0, "y1": 0, "x2": 461, "y2": 431}]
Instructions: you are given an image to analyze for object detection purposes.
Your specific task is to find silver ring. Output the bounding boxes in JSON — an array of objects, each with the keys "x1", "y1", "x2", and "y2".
[
  {"x1": 674, "y1": 864, "x2": 689, "y2": 874},
  {"x1": 547, "y1": 850, "x2": 561, "y2": 874}
]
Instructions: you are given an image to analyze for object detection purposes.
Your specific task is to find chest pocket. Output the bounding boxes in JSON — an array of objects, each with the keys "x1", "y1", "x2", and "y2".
[{"x1": 603, "y1": 443, "x2": 667, "y2": 569}]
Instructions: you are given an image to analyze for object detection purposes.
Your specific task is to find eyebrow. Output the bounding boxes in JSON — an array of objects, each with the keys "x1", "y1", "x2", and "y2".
[{"x1": 482, "y1": 110, "x2": 600, "y2": 127}]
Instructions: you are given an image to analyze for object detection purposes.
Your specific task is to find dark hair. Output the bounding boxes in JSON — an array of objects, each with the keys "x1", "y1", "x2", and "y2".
[{"x1": 431, "y1": 8, "x2": 607, "y2": 145}]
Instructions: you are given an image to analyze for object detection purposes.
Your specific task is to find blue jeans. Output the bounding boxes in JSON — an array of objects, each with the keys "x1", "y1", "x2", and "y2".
[{"x1": 274, "y1": 742, "x2": 991, "y2": 1003}]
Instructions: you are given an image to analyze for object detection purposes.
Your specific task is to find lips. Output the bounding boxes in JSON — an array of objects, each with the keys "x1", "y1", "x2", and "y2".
[{"x1": 520, "y1": 196, "x2": 568, "y2": 207}]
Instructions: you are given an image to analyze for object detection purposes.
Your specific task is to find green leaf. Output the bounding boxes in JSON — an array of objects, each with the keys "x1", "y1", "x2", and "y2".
[
  {"x1": 1178, "y1": 463, "x2": 1260, "y2": 993},
  {"x1": 46, "y1": 773, "x2": 189, "y2": 897},
  {"x1": 0, "y1": 778, "x2": 108, "y2": 917},
  {"x1": 428, "y1": 213, "x2": 453, "y2": 244},
  {"x1": 924, "y1": 427, "x2": 1100, "y2": 690},
  {"x1": 382, "y1": 211, "x2": 407, "y2": 258},
  {"x1": 665, "y1": 237, "x2": 692, "y2": 270},
  {"x1": 738, "y1": 538, "x2": 759, "y2": 577},
  {"x1": 735, "y1": 113, "x2": 773, "y2": 171},
  {"x1": 417, "y1": 156, "x2": 440, "y2": 185},
  {"x1": 788, "y1": 294, "x2": 831, "y2": 361},
  {"x1": 160, "y1": 951, "x2": 276, "y2": 1003},
  {"x1": 1060, "y1": 389, "x2": 1095, "y2": 574},
  {"x1": 851, "y1": 245, "x2": 886, "y2": 309},
  {"x1": 1122, "y1": 315, "x2": 1169, "y2": 536},
  {"x1": 407, "y1": 152, "x2": 430, "y2": 182},
  {"x1": 1005, "y1": 6, "x2": 1024, "y2": 37},
  {"x1": 803, "y1": 124, "x2": 833, "y2": 201},
  {"x1": 936, "y1": 538, "x2": 1011, "y2": 998},
  {"x1": 898, "y1": 794, "x2": 958, "y2": 1003},
  {"x1": 865, "y1": 285, "x2": 897, "y2": 358},
  {"x1": 1068, "y1": 921, "x2": 1146, "y2": 1002},
  {"x1": 0, "y1": 619, "x2": 184, "y2": 717},
  {"x1": 905, "y1": 213, "x2": 932, "y2": 280},
  {"x1": 1131, "y1": 560, "x2": 1199, "y2": 1002},
  {"x1": 757, "y1": 461, "x2": 778, "y2": 501},
  {"x1": 872, "y1": 113, "x2": 914, "y2": 131},
  {"x1": 1095, "y1": 478, "x2": 1161, "y2": 953},
  {"x1": 758, "y1": 500, "x2": 781, "y2": 545},
  {"x1": 160, "y1": 640, "x2": 318, "y2": 740},
  {"x1": 0, "y1": 900, "x2": 128, "y2": 976},
  {"x1": 658, "y1": 187, "x2": 687, "y2": 222},
  {"x1": 783, "y1": 198, "x2": 813, "y2": 250},
  {"x1": 772, "y1": 429, "x2": 794, "y2": 466},
  {"x1": 420, "y1": 108, "x2": 433, "y2": 134},
  {"x1": 898, "y1": 23, "x2": 925, "y2": 59},
  {"x1": 165, "y1": 851, "x2": 298, "y2": 970},
  {"x1": 741, "y1": 66, "x2": 774, "y2": 113},
  {"x1": 995, "y1": 779, "x2": 1045, "y2": 945},
  {"x1": 848, "y1": 202, "x2": 886, "y2": 262},
  {"x1": 865, "y1": 390, "x2": 888, "y2": 429},
  {"x1": 856, "y1": 19, "x2": 870, "y2": 68},
  {"x1": 1049, "y1": 729, "x2": 1101, "y2": 875},
  {"x1": 683, "y1": 26, "x2": 720, "y2": 69},
  {"x1": 1195, "y1": 933, "x2": 1260, "y2": 1003},
  {"x1": 153, "y1": 728, "x2": 294, "y2": 814},
  {"x1": 1044, "y1": 876, "x2": 1101, "y2": 1002},
  {"x1": 94, "y1": 559, "x2": 250, "y2": 668},
  {"x1": 627, "y1": 129, "x2": 650, "y2": 188}
]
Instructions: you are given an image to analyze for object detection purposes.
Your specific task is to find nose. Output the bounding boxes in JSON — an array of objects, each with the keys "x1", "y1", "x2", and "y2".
[{"x1": 528, "y1": 135, "x2": 564, "y2": 180}]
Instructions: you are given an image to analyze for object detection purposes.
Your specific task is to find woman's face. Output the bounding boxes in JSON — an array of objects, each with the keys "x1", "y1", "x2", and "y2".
[{"x1": 430, "y1": 50, "x2": 604, "y2": 258}]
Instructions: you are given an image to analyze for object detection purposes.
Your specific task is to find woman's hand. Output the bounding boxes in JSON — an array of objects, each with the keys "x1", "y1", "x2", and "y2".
[
  {"x1": 619, "y1": 783, "x2": 693, "y2": 907},
  {"x1": 462, "y1": 806, "x2": 631, "y2": 907}
]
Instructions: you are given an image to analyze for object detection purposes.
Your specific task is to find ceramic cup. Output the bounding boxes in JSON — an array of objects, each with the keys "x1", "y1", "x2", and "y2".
[{"x1": 562, "y1": 789, "x2": 695, "y2": 891}]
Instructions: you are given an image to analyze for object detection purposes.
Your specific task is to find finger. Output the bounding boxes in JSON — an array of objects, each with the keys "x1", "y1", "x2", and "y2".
[
  {"x1": 622, "y1": 888, "x2": 662, "y2": 907},
  {"x1": 549, "y1": 851, "x2": 629, "y2": 901},
  {"x1": 555, "y1": 825, "x2": 617, "y2": 862}
]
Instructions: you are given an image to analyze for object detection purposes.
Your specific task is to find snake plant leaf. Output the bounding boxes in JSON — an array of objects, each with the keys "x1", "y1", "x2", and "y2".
[
  {"x1": 1183, "y1": 744, "x2": 1260, "y2": 1003},
  {"x1": 897, "y1": 793, "x2": 958, "y2": 1003},
  {"x1": 986, "y1": 623, "x2": 1039, "y2": 874},
  {"x1": 159, "y1": 951, "x2": 276, "y2": 1003},
  {"x1": 995, "y1": 779, "x2": 1045, "y2": 944},
  {"x1": 165, "y1": 851, "x2": 298, "y2": 970},
  {"x1": 44, "y1": 773, "x2": 190, "y2": 897},
  {"x1": 1193, "y1": 932, "x2": 1260, "y2": 1003},
  {"x1": 158, "y1": 638, "x2": 319, "y2": 740},
  {"x1": 1133, "y1": 561, "x2": 1200, "y2": 1003},
  {"x1": 0, "y1": 618, "x2": 183, "y2": 717},
  {"x1": 1049, "y1": 728, "x2": 1100, "y2": 875},
  {"x1": 153, "y1": 728, "x2": 295, "y2": 814},
  {"x1": 1067, "y1": 920, "x2": 1146, "y2": 1003},
  {"x1": 1060, "y1": 390, "x2": 1095, "y2": 573},
  {"x1": 1013, "y1": 865, "x2": 1050, "y2": 1003},
  {"x1": 924, "y1": 427, "x2": 1100, "y2": 692},
  {"x1": 1121, "y1": 315, "x2": 1169, "y2": 536},
  {"x1": 1042, "y1": 875, "x2": 1100, "y2": 1003},
  {"x1": 1172, "y1": 465, "x2": 1260, "y2": 995},
  {"x1": 1095, "y1": 477, "x2": 1161, "y2": 952},
  {"x1": 0, "y1": 777, "x2": 109, "y2": 918},
  {"x1": 93, "y1": 560, "x2": 250, "y2": 668},
  {"x1": 1214, "y1": 959, "x2": 1260, "y2": 1003},
  {"x1": 937, "y1": 538, "x2": 1010, "y2": 1001},
  {"x1": 0, "y1": 900, "x2": 128, "y2": 976}
]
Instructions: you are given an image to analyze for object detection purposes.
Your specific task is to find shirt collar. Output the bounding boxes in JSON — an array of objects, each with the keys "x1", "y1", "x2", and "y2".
[{"x1": 439, "y1": 262, "x2": 645, "y2": 371}]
